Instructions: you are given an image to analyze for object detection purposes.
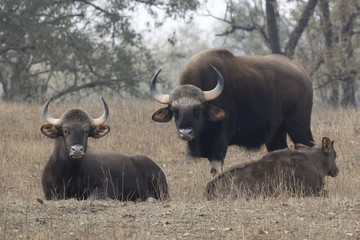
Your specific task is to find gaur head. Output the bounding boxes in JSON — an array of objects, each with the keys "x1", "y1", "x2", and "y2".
[
  {"x1": 295, "y1": 136, "x2": 339, "y2": 177},
  {"x1": 40, "y1": 97, "x2": 110, "y2": 158},
  {"x1": 320, "y1": 137, "x2": 339, "y2": 177},
  {"x1": 150, "y1": 64, "x2": 226, "y2": 141}
]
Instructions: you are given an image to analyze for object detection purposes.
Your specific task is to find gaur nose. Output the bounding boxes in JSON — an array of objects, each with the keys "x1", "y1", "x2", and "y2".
[
  {"x1": 178, "y1": 128, "x2": 195, "y2": 141},
  {"x1": 70, "y1": 144, "x2": 85, "y2": 158},
  {"x1": 332, "y1": 167, "x2": 339, "y2": 177}
]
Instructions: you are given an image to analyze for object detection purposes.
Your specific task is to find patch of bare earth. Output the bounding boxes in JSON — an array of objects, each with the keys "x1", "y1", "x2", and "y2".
[{"x1": 1, "y1": 100, "x2": 360, "y2": 239}]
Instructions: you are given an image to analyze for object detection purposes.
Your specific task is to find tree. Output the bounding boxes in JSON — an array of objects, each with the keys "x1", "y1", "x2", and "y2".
[
  {"x1": 149, "y1": 24, "x2": 210, "y2": 91},
  {"x1": 316, "y1": 0, "x2": 360, "y2": 107},
  {"x1": 0, "y1": 0, "x2": 199, "y2": 102},
  {"x1": 205, "y1": 0, "x2": 318, "y2": 57}
]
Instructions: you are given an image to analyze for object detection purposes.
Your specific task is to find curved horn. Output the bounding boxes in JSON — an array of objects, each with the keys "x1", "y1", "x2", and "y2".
[
  {"x1": 204, "y1": 64, "x2": 224, "y2": 101},
  {"x1": 44, "y1": 97, "x2": 61, "y2": 126},
  {"x1": 91, "y1": 97, "x2": 109, "y2": 126},
  {"x1": 150, "y1": 69, "x2": 170, "y2": 104}
]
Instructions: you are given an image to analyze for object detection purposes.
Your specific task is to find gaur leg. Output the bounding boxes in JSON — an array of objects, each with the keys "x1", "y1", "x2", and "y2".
[
  {"x1": 42, "y1": 181, "x2": 52, "y2": 200},
  {"x1": 209, "y1": 159, "x2": 224, "y2": 176},
  {"x1": 266, "y1": 124, "x2": 288, "y2": 151},
  {"x1": 208, "y1": 138, "x2": 228, "y2": 176},
  {"x1": 285, "y1": 111, "x2": 314, "y2": 146},
  {"x1": 319, "y1": 189, "x2": 328, "y2": 197},
  {"x1": 42, "y1": 181, "x2": 64, "y2": 200}
]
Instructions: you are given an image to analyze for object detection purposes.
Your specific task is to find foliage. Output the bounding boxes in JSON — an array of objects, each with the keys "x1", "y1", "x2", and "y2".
[
  {"x1": 296, "y1": 0, "x2": 360, "y2": 107},
  {"x1": 0, "y1": 0, "x2": 199, "y2": 102}
]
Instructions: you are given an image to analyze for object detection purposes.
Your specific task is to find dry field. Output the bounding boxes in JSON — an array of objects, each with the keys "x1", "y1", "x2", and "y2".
[{"x1": 1, "y1": 99, "x2": 360, "y2": 240}]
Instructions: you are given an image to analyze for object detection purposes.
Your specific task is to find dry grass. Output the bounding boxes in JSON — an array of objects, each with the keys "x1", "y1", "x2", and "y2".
[{"x1": 1, "y1": 99, "x2": 360, "y2": 239}]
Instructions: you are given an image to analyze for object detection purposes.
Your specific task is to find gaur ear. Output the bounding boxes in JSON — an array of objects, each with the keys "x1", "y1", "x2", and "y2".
[
  {"x1": 91, "y1": 124, "x2": 110, "y2": 139},
  {"x1": 152, "y1": 107, "x2": 173, "y2": 122},
  {"x1": 322, "y1": 137, "x2": 333, "y2": 153},
  {"x1": 41, "y1": 124, "x2": 59, "y2": 139},
  {"x1": 206, "y1": 105, "x2": 226, "y2": 121}
]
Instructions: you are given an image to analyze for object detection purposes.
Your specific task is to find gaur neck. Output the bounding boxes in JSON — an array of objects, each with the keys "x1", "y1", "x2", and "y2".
[
  {"x1": 187, "y1": 139, "x2": 202, "y2": 157},
  {"x1": 187, "y1": 120, "x2": 225, "y2": 159}
]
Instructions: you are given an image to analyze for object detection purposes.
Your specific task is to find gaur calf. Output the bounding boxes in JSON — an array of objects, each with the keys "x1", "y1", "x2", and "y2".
[{"x1": 206, "y1": 137, "x2": 338, "y2": 198}]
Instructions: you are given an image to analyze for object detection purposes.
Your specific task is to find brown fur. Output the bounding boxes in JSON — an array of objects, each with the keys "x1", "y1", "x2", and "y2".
[
  {"x1": 207, "y1": 47, "x2": 235, "y2": 58},
  {"x1": 61, "y1": 109, "x2": 92, "y2": 126},
  {"x1": 206, "y1": 137, "x2": 338, "y2": 198}
]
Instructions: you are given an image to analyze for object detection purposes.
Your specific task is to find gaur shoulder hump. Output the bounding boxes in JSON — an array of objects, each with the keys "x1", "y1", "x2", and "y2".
[{"x1": 200, "y1": 47, "x2": 235, "y2": 59}]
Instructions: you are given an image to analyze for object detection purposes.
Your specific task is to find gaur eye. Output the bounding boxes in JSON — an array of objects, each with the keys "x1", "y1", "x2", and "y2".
[
  {"x1": 172, "y1": 108, "x2": 179, "y2": 117},
  {"x1": 194, "y1": 107, "x2": 201, "y2": 117}
]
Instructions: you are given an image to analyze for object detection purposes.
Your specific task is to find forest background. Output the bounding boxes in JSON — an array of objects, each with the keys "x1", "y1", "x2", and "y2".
[{"x1": 1, "y1": 0, "x2": 360, "y2": 107}]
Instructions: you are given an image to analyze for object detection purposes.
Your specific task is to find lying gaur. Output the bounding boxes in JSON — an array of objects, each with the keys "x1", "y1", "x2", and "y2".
[
  {"x1": 41, "y1": 97, "x2": 168, "y2": 201},
  {"x1": 206, "y1": 137, "x2": 338, "y2": 198}
]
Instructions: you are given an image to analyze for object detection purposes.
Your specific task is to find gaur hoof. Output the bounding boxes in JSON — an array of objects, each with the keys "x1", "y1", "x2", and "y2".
[{"x1": 210, "y1": 168, "x2": 218, "y2": 176}]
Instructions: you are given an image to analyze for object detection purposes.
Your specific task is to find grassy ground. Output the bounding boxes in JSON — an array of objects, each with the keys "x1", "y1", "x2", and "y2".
[{"x1": 0, "y1": 99, "x2": 360, "y2": 239}]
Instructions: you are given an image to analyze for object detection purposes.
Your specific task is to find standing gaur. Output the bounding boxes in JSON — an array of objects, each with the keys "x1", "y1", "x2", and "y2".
[
  {"x1": 41, "y1": 97, "x2": 168, "y2": 201},
  {"x1": 150, "y1": 47, "x2": 314, "y2": 175},
  {"x1": 206, "y1": 137, "x2": 339, "y2": 198}
]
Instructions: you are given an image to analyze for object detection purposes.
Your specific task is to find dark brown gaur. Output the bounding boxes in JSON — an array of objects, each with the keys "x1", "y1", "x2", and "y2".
[
  {"x1": 206, "y1": 137, "x2": 339, "y2": 198},
  {"x1": 150, "y1": 47, "x2": 314, "y2": 175},
  {"x1": 41, "y1": 97, "x2": 169, "y2": 201}
]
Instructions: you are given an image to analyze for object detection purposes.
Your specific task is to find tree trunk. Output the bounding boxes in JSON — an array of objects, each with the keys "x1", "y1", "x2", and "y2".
[
  {"x1": 338, "y1": 1, "x2": 357, "y2": 107},
  {"x1": 319, "y1": 0, "x2": 338, "y2": 107},
  {"x1": 341, "y1": 78, "x2": 356, "y2": 107},
  {"x1": 1, "y1": 65, "x2": 16, "y2": 101},
  {"x1": 266, "y1": 0, "x2": 282, "y2": 54},
  {"x1": 319, "y1": 0, "x2": 332, "y2": 49},
  {"x1": 5, "y1": 64, "x2": 23, "y2": 101},
  {"x1": 284, "y1": 0, "x2": 318, "y2": 57},
  {"x1": 329, "y1": 81, "x2": 339, "y2": 107}
]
